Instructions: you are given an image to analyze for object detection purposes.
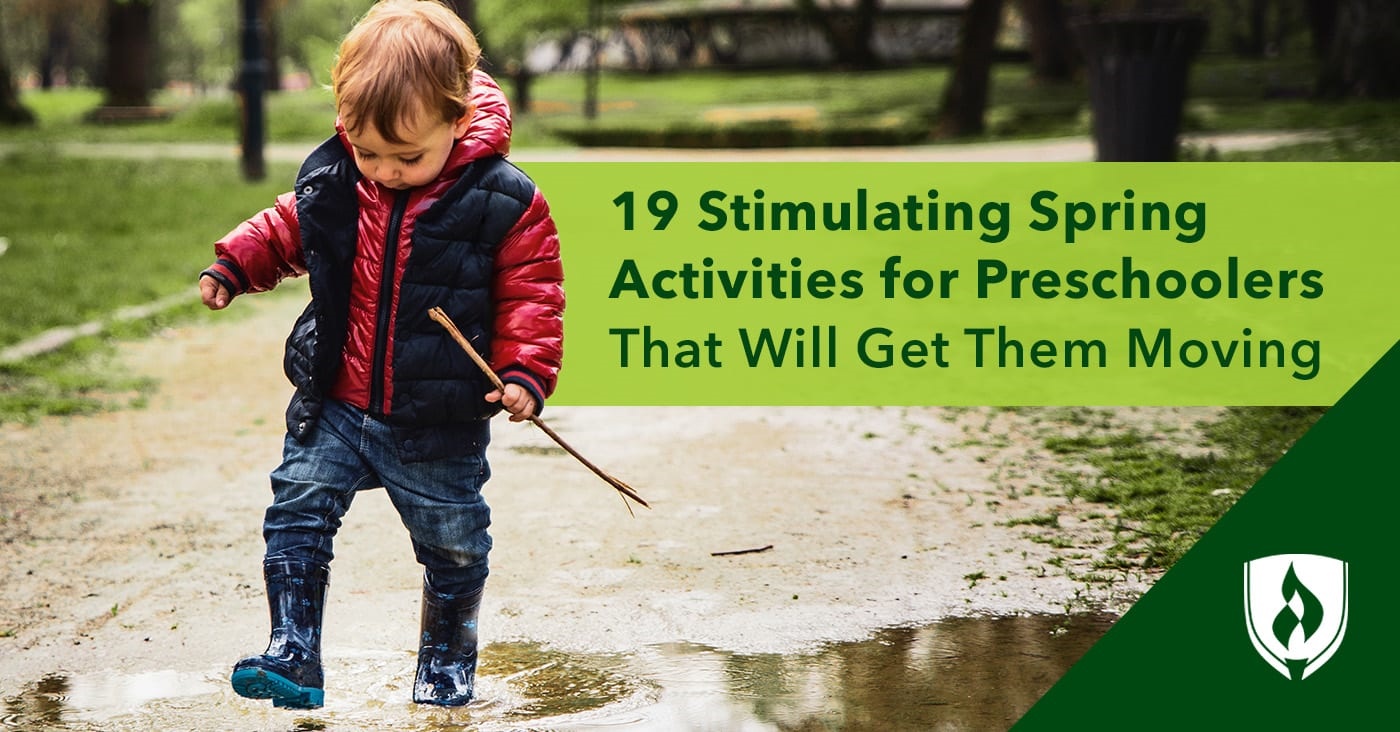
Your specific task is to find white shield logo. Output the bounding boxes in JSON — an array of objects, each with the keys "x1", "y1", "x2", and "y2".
[{"x1": 1243, "y1": 554, "x2": 1348, "y2": 680}]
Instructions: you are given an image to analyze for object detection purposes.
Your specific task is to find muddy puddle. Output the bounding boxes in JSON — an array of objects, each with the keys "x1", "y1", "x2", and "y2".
[{"x1": 1, "y1": 613, "x2": 1113, "y2": 731}]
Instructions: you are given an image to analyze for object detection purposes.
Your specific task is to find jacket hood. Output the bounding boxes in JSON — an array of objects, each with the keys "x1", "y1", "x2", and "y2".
[
  {"x1": 334, "y1": 70, "x2": 513, "y2": 183},
  {"x1": 458, "y1": 71, "x2": 512, "y2": 159}
]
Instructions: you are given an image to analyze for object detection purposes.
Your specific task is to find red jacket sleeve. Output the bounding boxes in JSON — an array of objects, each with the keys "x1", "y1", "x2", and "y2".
[
  {"x1": 492, "y1": 188, "x2": 565, "y2": 402},
  {"x1": 208, "y1": 192, "x2": 306, "y2": 295}
]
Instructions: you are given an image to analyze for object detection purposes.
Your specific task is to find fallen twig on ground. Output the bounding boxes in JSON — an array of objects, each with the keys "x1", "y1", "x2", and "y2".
[{"x1": 710, "y1": 545, "x2": 774, "y2": 557}]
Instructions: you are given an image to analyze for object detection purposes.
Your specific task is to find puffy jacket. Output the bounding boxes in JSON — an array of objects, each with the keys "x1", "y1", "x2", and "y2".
[{"x1": 204, "y1": 73, "x2": 564, "y2": 462}]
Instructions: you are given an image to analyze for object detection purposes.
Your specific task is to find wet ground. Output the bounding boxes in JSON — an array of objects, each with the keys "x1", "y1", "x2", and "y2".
[
  {"x1": 2, "y1": 287, "x2": 1192, "y2": 731},
  {"x1": 2, "y1": 613, "x2": 1113, "y2": 731}
]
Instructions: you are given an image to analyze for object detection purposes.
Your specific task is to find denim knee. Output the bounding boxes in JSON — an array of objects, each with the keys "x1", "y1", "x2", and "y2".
[
  {"x1": 403, "y1": 497, "x2": 493, "y2": 592},
  {"x1": 262, "y1": 410, "x2": 372, "y2": 565}
]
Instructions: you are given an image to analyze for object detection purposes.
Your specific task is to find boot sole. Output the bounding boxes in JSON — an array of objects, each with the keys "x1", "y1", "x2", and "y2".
[
  {"x1": 413, "y1": 693, "x2": 474, "y2": 706},
  {"x1": 230, "y1": 667, "x2": 325, "y2": 709}
]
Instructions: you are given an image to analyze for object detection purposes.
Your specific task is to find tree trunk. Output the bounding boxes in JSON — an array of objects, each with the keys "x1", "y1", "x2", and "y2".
[
  {"x1": 1017, "y1": 0, "x2": 1076, "y2": 82},
  {"x1": 1316, "y1": 0, "x2": 1400, "y2": 98},
  {"x1": 263, "y1": 0, "x2": 282, "y2": 92},
  {"x1": 442, "y1": 0, "x2": 494, "y2": 71},
  {"x1": 794, "y1": 0, "x2": 883, "y2": 70},
  {"x1": 508, "y1": 63, "x2": 533, "y2": 114},
  {"x1": 1225, "y1": 0, "x2": 1271, "y2": 57},
  {"x1": 41, "y1": 16, "x2": 75, "y2": 89},
  {"x1": 937, "y1": 0, "x2": 1005, "y2": 137},
  {"x1": 102, "y1": 0, "x2": 155, "y2": 107},
  {"x1": 443, "y1": 0, "x2": 477, "y2": 28},
  {"x1": 1, "y1": 59, "x2": 34, "y2": 126},
  {"x1": 0, "y1": 3, "x2": 35, "y2": 125},
  {"x1": 1303, "y1": 0, "x2": 1337, "y2": 59}
]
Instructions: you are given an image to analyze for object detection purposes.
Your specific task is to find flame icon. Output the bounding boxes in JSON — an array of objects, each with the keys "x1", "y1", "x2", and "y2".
[
  {"x1": 1271, "y1": 563, "x2": 1323, "y2": 650},
  {"x1": 1245, "y1": 554, "x2": 1348, "y2": 680}
]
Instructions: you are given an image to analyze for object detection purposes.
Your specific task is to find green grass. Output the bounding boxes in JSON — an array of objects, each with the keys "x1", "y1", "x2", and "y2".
[
  {"x1": 1218, "y1": 111, "x2": 1400, "y2": 161},
  {"x1": 1047, "y1": 406, "x2": 1327, "y2": 570},
  {"x1": 0, "y1": 150, "x2": 296, "y2": 422},
  {"x1": 0, "y1": 336, "x2": 155, "y2": 422},
  {"x1": 0, "y1": 151, "x2": 295, "y2": 346},
  {"x1": 13, "y1": 54, "x2": 1397, "y2": 153},
  {"x1": 535, "y1": 65, "x2": 1083, "y2": 147},
  {"x1": 12, "y1": 86, "x2": 338, "y2": 144},
  {"x1": 527, "y1": 56, "x2": 1400, "y2": 150}
]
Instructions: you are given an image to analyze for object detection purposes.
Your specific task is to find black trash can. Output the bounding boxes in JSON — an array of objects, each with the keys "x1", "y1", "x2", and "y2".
[{"x1": 1073, "y1": 14, "x2": 1208, "y2": 161}]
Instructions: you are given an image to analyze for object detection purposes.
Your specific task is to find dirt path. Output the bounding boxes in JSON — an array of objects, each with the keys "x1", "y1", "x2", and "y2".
[
  {"x1": 0, "y1": 286, "x2": 1214, "y2": 727},
  {"x1": 0, "y1": 130, "x2": 1322, "y2": 165}
]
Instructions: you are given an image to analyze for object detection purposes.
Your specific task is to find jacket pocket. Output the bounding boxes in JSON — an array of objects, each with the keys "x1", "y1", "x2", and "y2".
[{"x1": 284, "y1": 302, "x2": 319, "y2": 391}]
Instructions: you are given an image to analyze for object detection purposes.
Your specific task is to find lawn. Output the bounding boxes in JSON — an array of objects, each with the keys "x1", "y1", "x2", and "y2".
[
  {"x1": 0, "y1": 152, "x2": 295, "y2": 348},
  {"x1": 0, "y1": 151, "x2": 296, "y2": 421},
  {"x1": 13, "y1": 54, "x2": 1398, "y2": 152},
  {"x1": 1042, "y1": 406, "x2": 1328, "y2": 571}
]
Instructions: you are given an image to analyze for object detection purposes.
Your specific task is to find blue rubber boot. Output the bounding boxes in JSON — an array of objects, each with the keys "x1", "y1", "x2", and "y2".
[
  {"x1": 412, "y1": 579, "x2": 484, "y2": 706},
  {"x1": 230, "y1": 559, "x2": 330, "y2": 709}
]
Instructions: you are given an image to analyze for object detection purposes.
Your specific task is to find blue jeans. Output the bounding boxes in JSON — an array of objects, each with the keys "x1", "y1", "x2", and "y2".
[{"x1": 263, "y1": 399, "x2": 492, "y2": 594}]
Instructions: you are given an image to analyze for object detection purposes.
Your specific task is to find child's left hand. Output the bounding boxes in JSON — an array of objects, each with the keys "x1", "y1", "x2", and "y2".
[{"x1": 485, "y1": 383, "x2": 537, "y2": 422}]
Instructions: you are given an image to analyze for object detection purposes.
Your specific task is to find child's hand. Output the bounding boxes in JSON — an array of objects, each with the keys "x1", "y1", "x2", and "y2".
[
  {"x1": 200, "y1": 274, "x2": 232, "y2": 310},
  {"x1": 485, "y1": 383, "x2": 537, "y2": 422}
]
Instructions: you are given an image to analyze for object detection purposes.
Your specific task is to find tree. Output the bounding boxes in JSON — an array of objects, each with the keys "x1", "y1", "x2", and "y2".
[
  {"x1": 793, "y1": 0, "x2": 883, "y2": 70},
  {"x1": 7, "y1": 0, "x2": 126, "y2": 90},
  {"x1": 443, "y1": 0, "x2": 498, "y2": 71},
  {"x1": 101, "y1": 0, "x2": 156, "y2": 107},
  {"x1": 442, "y1": 0, "x2": 476, "y2": 26},
  {"x1": 39, "y1": 8, "x2": 74, "y2": 88},
  {"x1": 263, "y1": 0, "x2": 285, "y2": 91},
  {"x1": 1224, "y1": 0, "x2": 1269, "y2": 57},
  {"x1": 168, "y1": 0, "x2": 236, "y2": 93},
  {"x1": 441, "y1": 0, "x2": 479, "y2": 40},
  {"x1": 277, "y1": 0, "x2": 373, "y2": 86},
  {"x1": 476, "y1": 0, "x2": 589, "y2": 113},
  {"x1": 937, "y1": 0, "x2": 1005, "y2": 137},
  {"x1": 476, "y1": 0, "x2": 587, "y2": 65},
  {"x1": 1017, "y1": 0, "x2": 1076, "y2": 82},
  {"x1": 1315, "y1": 0, "x2": 1400, "y2": 98},
  {"x1": 1302, "y1": 0, "x2": 1337, "y2": 59},
  {"x1": 0, "y1": 2, "x2": 36, "y2": 125}
]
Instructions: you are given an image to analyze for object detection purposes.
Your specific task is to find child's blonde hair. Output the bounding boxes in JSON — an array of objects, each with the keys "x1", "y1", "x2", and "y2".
[{"x1": 331, "y1": 0, "x2": 480, "y2": 144}]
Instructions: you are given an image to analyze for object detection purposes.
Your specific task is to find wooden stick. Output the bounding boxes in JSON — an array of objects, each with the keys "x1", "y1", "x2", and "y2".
[
  {"x1": 428, "y1": 307, "x2": 649, "y2": 514},
  {"x1": 710, "y1": 545, "x2": 774, "y2": 557}
]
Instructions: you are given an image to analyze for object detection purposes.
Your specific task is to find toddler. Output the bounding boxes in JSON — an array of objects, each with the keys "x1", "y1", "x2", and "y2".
[{"x1": 199, "y1": 0, "x2": 563, "y2": 709}]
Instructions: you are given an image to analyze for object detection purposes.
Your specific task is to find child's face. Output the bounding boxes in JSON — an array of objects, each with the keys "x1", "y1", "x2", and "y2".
[{"x1": 344, "y1": 105, "x2": 472, "y2": 190}]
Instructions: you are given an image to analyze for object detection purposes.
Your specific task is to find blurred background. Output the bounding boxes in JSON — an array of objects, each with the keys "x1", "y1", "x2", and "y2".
[{"x1": 1, "y1": 0, "x2": 1398, "y2": 158}]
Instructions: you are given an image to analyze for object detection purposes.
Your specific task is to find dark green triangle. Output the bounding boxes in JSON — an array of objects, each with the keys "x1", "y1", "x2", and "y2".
[{"x1": 1015, "y1": 339, "x2": 1400, "y2": 730}]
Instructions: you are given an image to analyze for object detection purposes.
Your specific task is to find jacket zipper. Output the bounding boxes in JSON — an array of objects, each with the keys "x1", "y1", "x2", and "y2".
[{"x1": 369, "y1": 190, "x2": 411, "y2": 418}]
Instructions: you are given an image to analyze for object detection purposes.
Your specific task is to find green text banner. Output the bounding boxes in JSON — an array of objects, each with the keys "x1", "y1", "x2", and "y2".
[{"x1": 522, "y1": 163, "x2": 1396, "y2": 406}]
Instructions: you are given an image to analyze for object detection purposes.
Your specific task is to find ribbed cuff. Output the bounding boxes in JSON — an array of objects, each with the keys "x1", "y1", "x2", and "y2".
[
  {"x1": 498, "y1": 367, "x2": 546, "y2": 417},
  {"x1": 201, "y1": 258, "x2": 248, "y2": 295}
]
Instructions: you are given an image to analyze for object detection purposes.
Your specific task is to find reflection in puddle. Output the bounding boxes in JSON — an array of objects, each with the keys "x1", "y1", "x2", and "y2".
[
  {"x1": 719, "y1": 614, "x2": 1115, "y2": 730},
  {"x1": 0, "y1": 674, "x2": 67, "y2": 731},
  {"x1": 482, "y1": 642, "x2": 648, "y2": 723},
  {"x1": 1, "y1": 614, "x2": 1112, "y2": 731},
  {"x1": 67, "y1": 669, "x2": 220, "y2": 715}
]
